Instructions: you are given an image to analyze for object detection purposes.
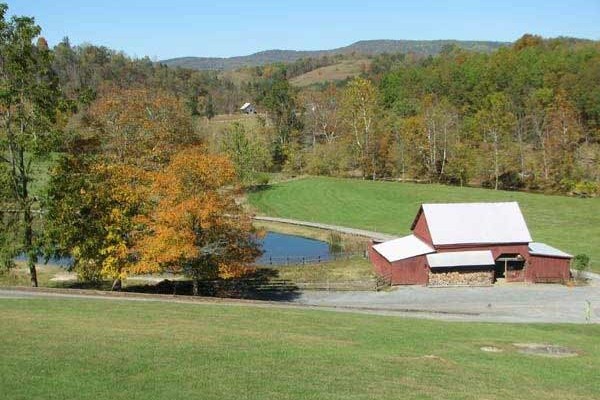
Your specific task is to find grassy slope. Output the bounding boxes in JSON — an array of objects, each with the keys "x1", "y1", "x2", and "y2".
[
  {"x1": 290, "y1": 59, "x2": 371, "y2": 87},
  {"x1": 1, "y1": 298, "x2": 599, "y2": 400},
  {"x1": 248, "y1": 177, "x2": 600, "y2": 271}
]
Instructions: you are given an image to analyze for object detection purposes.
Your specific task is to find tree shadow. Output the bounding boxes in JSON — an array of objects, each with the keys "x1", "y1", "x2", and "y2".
[
  {"x1": 123, "y1": 268, "x2": 301, "y2": 301},
  {"x1": 245, "y1": 183, "x2": 272, "y2": 193}
]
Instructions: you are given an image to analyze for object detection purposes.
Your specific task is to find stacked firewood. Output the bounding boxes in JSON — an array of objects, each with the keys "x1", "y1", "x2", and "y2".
[{"x1": 428, "y1": 270, "x2": 493, "y2": 286}]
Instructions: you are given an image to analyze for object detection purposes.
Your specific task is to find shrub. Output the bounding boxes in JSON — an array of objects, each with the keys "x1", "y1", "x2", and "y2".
[{"x1": 573, "y1": 254, "x2": 590, "y2": 280}]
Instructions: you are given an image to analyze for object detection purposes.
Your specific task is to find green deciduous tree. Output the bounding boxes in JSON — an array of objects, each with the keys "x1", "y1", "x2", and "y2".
[{"x1": 0, "y1": 4, "x2": 61, "y2": 286}]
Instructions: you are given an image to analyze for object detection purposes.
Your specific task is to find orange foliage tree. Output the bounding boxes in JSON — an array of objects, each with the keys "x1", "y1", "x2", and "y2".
[
  {"x1": 134, "y1": 147, "x2": 261, "y2": 295},
  {"x1": 46, "y1": 87, "x2": 199, "y2": 288}
]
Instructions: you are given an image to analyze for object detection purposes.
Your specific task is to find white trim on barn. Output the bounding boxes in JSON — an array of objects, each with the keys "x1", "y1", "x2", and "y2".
[{"x1": 372, "y1": 234, "x2": 435, "y2": 263}]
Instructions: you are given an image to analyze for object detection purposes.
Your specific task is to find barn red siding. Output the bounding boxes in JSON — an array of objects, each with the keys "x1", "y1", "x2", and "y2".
[
  {"x1": 412, "y1": 213, "x2": 433, "y2": 245},
  {"x1": 390, "y1": 255, "x2": 429, "y2": 285},
  {"x1": 368, "y1": 242, "x2": 429, "y2": 285},
  {"x1": 526, "y1": 255, "x2": 571, "y2": 283},
  {"x1": 368, "y1": 242, "x2": 392, "y2": 279}
]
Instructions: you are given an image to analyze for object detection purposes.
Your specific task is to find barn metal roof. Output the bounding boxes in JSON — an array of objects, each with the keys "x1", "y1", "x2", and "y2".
[
  {"x1": 240, "y1": 102, "x2": 252, "y2": 110},
  {"x1": 528, "y1": 242, "x2": 572, "y2": 258},
  {"x1": 416, "y1": 202, "x2": 532, "y2": 245},
  {"x1": 426, "y1": 250, "x2": 495, "y2": 268},
  {"x1": 372, "y1": 234, "x2": 435, "y2": 263}
]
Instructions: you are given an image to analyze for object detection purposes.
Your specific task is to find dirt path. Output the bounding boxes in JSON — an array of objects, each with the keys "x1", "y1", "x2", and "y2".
[{"x1": 252, "y1": 216, "x2": 397, "y2": 241}]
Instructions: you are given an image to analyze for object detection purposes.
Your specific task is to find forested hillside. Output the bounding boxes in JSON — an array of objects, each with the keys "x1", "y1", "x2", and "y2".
[
  {"x1": 160, "y1": 39, "x2": 507, "y2": 70},
  {"x1": 37, "y1": 33, "x2": 600, "y2": 198}
]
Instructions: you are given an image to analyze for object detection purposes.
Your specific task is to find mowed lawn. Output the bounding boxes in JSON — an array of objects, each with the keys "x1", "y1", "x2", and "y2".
[
  {"x1": 248, "y1": 177, "x2": 600, "y2": 271},
  {"x1": 1, "y1": 298, "x2": 599, "y2": 400}
]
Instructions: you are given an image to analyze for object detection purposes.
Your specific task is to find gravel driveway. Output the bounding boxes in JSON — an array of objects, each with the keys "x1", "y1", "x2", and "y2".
[
  {"x1": 2, "y1": 282, "x2": 598, "y2": 324},
  {"x1": 292, "y1": 282, "x2": 600, "y2": 323}
]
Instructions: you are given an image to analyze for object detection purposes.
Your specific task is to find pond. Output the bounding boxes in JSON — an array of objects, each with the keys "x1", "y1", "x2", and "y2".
[
  {"x1": 256, "y1": 232, "x2": 332, "y2": 266},
  {"x1": 14, "y1": 254, "x2": 72, "y2": 267},
  {"x1": 14, "y1": 232, "x2": 335, "y2": 268}
]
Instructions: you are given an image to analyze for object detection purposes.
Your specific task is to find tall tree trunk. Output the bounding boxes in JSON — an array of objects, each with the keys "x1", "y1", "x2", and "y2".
[
  {"x1": 111, "y1": 278, "x2": 122, "y2": 291},
  {"x1": 192, "y1": 277, "x2": 200, "y2": 296},
  {"x1": 20, "y1": 147, "x2": 38, "y2": 287},
  {"x1": 493, "y1": 132, "x2": 500, "y2": 191}
]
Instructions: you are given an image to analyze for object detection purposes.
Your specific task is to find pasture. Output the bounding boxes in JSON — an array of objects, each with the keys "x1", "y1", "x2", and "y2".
[
  {"x1": 248, "y1": 177, "x2": 600, "y2": 272},
  {"x1": 290, "y1": 59, "x2": 371, "y2": 87},
  {"x1": 1, "y1": 298, "x2": 599, "y2": 400}
]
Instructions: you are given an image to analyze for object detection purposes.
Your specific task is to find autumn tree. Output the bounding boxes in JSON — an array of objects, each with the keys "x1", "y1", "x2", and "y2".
[
  {"x1": 301, "y1": 84, "x2": 341, "y2": 146},
  {"x1": 421, "y1": 96, "x2": 459, "y2": 181},
  {"x1": 45, "y1": 88, "x2": 197, "y2": 288},
  {"x1": 135, "y1": 147, "x2": 261, "y2": 295},
  {"x1": 474, "y1": 93, "x2": 517, "y2": 190},
  {"x1": 545, "y1": 91, "x2": 583, "y2": 184},
  {"x1": 0, "y1": 4, "x2": 60, "y2": 286},
  {"x1": 45, "y1": 157, "x2": 148, "y2": 288},
  {"x1": 341, "y1": 77, "x2": 380, "y2": 179}
]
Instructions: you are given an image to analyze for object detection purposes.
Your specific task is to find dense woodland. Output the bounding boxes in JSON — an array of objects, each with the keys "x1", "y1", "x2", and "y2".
[{"x1": 1, "y1": 3, "x2": 599, "y2": 287}]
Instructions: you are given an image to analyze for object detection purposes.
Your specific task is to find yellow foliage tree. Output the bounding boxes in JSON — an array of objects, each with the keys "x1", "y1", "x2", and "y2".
[{"x1": 135, "y1": 147, "x2": 261, "y2": 295}]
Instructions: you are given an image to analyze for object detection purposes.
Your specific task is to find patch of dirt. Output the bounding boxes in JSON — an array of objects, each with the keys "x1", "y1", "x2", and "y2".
[
  {"x1": 49, "y1": 273, "x2": 77, "y2": 282},
  {"x1": 513, "y1": 343, "x2": 578, "y2": 358},
  {"x1": 480, "y1": 346, "x2": 503, "y2": 353}
]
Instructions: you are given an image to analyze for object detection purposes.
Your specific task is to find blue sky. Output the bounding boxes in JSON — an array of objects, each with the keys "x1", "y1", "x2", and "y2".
[{"x1": 7, "y1": 1, "x2": 600, "y2": 60}]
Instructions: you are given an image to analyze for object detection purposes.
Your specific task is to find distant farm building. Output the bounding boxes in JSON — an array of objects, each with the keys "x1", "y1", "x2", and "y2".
[
  {"x1": 240, "y1": 102, "x2": 256, "y2": 114},
  {"x1": 369, "y1": 202, "x2": 572, "y2": 286}
]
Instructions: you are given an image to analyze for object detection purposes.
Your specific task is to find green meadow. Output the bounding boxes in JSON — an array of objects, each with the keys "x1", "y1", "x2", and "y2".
[
  {"x1": 1, "y1": 298, "x2": 598, "y2": 400},
  {"x1": 249, "y1": 177, "x2": 600, "y2": 271}
]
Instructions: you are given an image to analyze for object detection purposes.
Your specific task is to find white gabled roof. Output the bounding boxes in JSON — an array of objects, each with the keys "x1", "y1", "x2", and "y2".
[
  {"x1": 372, "y1": 234, "x2": 435, "y2": 263},
  {"x1": 529, "y1": 242, "x2": 572, "y2": 258},
  {"x1": 240, "y1": 102, "x2": 252, "y2": 110},
  {"x1": 418, "y1": 202, "x2": 532, "y2": 245},
  {"x1": 426, "y1": 250, "x2": 495, "y2": 268}
]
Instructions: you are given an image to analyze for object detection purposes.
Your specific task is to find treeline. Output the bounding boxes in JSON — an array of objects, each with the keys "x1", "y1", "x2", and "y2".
[
  {"x1": 239, "y1": 35, "x2": 600, "y2": 195},
  {"x1": 51, "y1": 37, "x2": 255, "y2": 116}
]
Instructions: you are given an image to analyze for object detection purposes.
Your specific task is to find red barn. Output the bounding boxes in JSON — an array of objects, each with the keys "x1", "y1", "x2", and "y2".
[{"x1": 369, "y1": 202, "x2": 572, "y2": 286}]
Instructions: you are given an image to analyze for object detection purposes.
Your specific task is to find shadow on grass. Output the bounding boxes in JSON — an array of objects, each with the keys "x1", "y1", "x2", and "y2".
[
  {"x1": 245, "y1": 183, "x2": 272, "y2": 193},
  {"x1": 122, "y1": 268, "x2": 300, "y2": 301}
]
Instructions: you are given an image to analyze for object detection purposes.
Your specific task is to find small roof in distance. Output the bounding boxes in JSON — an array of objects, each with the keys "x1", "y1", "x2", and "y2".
[
  {"x1": 373, "y1": 234, "x2": 435, "y2": 263},
  {"x1": 529, "y1": 242, "x2": 572, "y2": 258},
  {"x1": 418, "y1": 202, "x2": 532, "y2": 245},
  {"x1": 426, "y1": 250, "x2": 495, "y2": 268},
  {"x1": 240, "y1": 102, "x2": 252, "y2": 110}
]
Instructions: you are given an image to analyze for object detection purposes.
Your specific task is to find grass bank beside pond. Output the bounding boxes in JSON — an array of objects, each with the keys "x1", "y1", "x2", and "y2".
[
  {"x1": 248, "y1": 176, "x2": 600, "y2": 272},
  {"x1": 1, "y1": 298, "x2": 599, "y2": 400}
]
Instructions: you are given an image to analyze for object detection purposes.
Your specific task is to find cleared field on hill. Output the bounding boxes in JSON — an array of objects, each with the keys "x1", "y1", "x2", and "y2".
[
  {"x1": 2, "y1": 298, "x2": 598, "y2": 399},
  {"x1": 248, "y1": 177, "x2": 600, "y2": 271},
  {"x1": 290, "y1": 59, "x2": 371, "y2": 87}
]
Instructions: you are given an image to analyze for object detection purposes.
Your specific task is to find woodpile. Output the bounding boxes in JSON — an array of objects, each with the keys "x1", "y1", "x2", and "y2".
[{"x1": 428, "y1": 270, "x2": 493, "y2": 287}]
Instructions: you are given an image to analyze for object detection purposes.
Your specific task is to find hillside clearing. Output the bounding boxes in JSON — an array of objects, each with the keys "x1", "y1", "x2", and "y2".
[
  {"x1": 248, "y1": 177, "x2": 600, "y2": 272},
  {"x1": 290, "y1": 59, "x2": 371, "y2": 87},
  {"x1": 1, "y1": 298, "x2": 599, "y2": 399}
]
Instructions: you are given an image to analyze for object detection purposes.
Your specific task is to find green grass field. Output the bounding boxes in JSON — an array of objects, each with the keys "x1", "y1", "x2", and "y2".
[
  {"x1": 248, "y1": 177, "x2": 600, "y2": 271},
  {"x1": 1, "y1": 298, "x2": 599, "y2": 400}
]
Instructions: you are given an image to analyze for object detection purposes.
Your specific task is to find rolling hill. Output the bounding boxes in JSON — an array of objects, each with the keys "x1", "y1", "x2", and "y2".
[{"x1": 160, "y1": 39, "x2": 508, "y2": 70}]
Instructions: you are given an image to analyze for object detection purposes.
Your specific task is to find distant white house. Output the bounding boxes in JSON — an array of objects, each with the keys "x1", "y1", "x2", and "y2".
[{"x1": 240, "y1": 102, "x2": 256, "y2": 114}]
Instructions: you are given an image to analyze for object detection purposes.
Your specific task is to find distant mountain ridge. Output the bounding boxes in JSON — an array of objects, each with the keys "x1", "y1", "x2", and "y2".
[{"x1": 160, "y1": 39, "x2": 509, "y2": 70}]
